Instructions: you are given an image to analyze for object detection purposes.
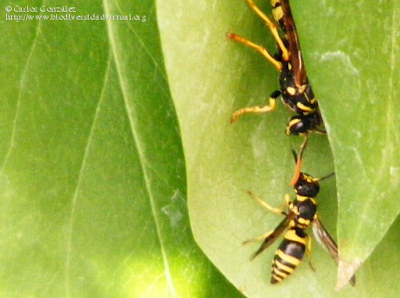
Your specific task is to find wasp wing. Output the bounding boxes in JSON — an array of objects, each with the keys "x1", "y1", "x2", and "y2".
[
  {"x1": 313, "y1": 217, "x2": 356, "y2": 286},
  {"x1": 280, "y1": 0, "x2": 307, "y2": 86},
  {"x1": 313, "y1": 217, "x2": 338, "y2": 263},
  {"x1": 250, "y1": 212, "x2": 295, "y2": 260}
]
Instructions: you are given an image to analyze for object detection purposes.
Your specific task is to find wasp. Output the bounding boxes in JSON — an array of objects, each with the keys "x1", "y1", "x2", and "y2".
[
  {"x1": 244, "y1": 139, "x2": 355, "y2": 285},
  {"x1": 228, "y1": 0, "x2": 325, "y2": 136}
]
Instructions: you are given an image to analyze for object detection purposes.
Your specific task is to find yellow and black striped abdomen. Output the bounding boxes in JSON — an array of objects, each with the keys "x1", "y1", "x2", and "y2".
[{"x1": 271, "y1": 228, "x2": 308, "y2": 284}]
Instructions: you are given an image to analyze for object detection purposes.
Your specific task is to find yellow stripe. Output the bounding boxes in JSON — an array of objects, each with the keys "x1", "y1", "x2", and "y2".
[
  {"x1": 277, "y1": 249, "x2": 301, "y2": 266},
  {"x1": 297, "y1": 217, "x2": 310, "y2": 226},
  {"x1": 272, "y1": 274, "x2": 283, "y2": 282},
  {"x1": 295, "y1": 195, "x2": 308, "y2": 201},
  {"x1": 274, "y1": 259, "x2": 294, "y2": 273},
  {"x1": 284, "y1": 230, "x2": 307, "y2": 245},
  {"x1": 288, "y1": 118, "x2": 301, "y2": 127},
  {"x1": 297, "y1": 223, "x2": 308, "y2": 229},
  {"x1": 296, "y1": 102, "x2": 314, "y2": 112},
  {"x1": 271, "y1": 0, "x2": 281, "y2": 7},
  {"x1": 272, "y1": 6, "x2": 284, "y2": 23},
  {"x1": 295, "y1": 196, "x2": 316, "y2": 205},
  {"x1": 299, "y1": 84, "x2": 308, "y2": 94},
  {"x1": 272, "y1": 266, "x2": 287, "y2": 279},
  {"x1": 304, "y1": 174, "x2": 315, "y2": 183},
  {"x1": 286, "y1": 87, "x2": 296, "y2": 95}
]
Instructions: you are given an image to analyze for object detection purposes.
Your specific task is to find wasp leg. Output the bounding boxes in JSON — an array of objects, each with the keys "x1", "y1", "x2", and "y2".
[
  {"x1": 243, "y1": 230, "x2": 274, "y2": 245},
  {"x1": 306, "y1": 234, "x2": 315, "y2": 271},
  {"x1": 247, "y1": 190, "x2": 286, "y2": 215},
  {"x1": 284, "y1": 194, "x2": 292, "y2": 207},
  {"x1": 314, "y1": 127, "x2": 327, "y2": 134},
  {"x1": 227, "y1": 33, "x2": 282, "y2": 71},
  {"x1": 298, "y1": 135, "x2": 309, "y2": 159},
  {"x1": 244, "y1": 0, "x2": 289, "y2": 61},
  {"x1": 231, "y1": 90, "x2": 281, "y2": 123},
  {"x1": 244, "y1": 199, "x2": 294, "y2": 258}
]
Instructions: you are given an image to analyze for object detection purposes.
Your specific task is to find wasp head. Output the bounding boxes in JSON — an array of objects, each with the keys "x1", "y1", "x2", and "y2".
[{"x1": 293, "y1": 173, "x2": 320, "y2": 197}]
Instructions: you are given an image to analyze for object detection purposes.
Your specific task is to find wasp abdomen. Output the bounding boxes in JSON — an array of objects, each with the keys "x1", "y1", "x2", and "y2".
[{"x1": 271, "y1": 228, "x2": 307, "y2": 284}]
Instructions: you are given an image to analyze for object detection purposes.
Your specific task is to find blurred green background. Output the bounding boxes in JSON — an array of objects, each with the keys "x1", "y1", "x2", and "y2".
[{"x1": 1, "y1": 0, "x2": 400, "y2": 297}]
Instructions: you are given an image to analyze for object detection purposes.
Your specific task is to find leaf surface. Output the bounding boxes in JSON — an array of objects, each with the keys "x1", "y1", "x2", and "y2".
[
  {"x1": 0, "y1": 1, "x2": 239, "y2": 297},
  {"x1": 159, "y1": 0, "x2": 400, "y2": 296}
]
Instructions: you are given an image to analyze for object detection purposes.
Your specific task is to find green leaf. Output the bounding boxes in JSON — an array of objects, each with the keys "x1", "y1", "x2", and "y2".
[
  {"x1": 159, "y1": 0, "x2": 400, "y2": 296},
  {"x1": 301, "y1": 0, "x2": 400, "y2": 288},
  {"x1": 0, "y1": 1, "x2": 240, "y2": 297}
]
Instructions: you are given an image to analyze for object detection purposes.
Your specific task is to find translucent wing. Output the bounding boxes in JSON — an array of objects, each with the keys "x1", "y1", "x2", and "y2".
[
  {"x1": 280, "y1": 0, "x2": 307, "y2": 86},
  {"x1": 250, "y1": 212, "x2": 295, "y2": 260},
  {"x1": 313, "y1": 217, "x2": 356, "y2": 286}
]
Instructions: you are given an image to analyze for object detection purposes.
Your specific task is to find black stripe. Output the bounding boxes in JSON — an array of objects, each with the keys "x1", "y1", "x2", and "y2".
[
  {"x1": 278, "y1": 238, "x2": 306, "y2": 261},
  {"x1": 271, "y1": 0, "x2": 282, "y2": 9},
  {"x1": 274, "y1": 252, "x2": 297, "y2": 269},
  {"x1": 272, "y1": 261, "x2": 291, "y2": 275}
]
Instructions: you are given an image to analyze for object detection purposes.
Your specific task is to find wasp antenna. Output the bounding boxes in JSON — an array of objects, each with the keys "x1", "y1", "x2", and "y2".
[
  {"x1": 315, "y1": 172, "x2": 335, "y2": 182},
  {"x1": 289, "y1": 158, "x2": 302, "y2": 186},
  {"x1": 291, "y1": 149, "x2": 298, "y2": 163},
  {"x1": 289, "y1": 136, "x2": 309, "y2": 186}
]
